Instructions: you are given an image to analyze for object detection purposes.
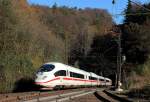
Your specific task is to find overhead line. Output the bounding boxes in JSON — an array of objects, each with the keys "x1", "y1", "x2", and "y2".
[
  {"x1": 111, "y1": 0, "x2": 150, "y2": 16},
  {"x1": 112, "y1": 12, "x2": 150, "y2": 16},
  {"x1": 130, "y1": 0, "x2": 150, "y2": 12}
]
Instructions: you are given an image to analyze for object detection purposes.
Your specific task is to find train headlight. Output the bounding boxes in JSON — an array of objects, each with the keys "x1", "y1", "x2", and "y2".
[{"x1": 42, "y1": 76, "x2": 47, "y2": 80}]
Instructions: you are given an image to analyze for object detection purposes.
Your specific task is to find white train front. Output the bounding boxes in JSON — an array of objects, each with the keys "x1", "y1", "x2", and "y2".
[{"x1": 35, "y1": 62, "x2": 111, "y2": 89}]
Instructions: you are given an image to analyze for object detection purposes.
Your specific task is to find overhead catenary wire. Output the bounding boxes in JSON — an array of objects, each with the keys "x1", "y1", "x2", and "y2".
[
  {"x1": 113, "y1": 12, "x2": 150, "y2": 16},
  {"x1": 130, "y1": 0, "x2": 150, "y2": 12},
  {"x1": 123, "y1": 0, "x2": 150, "y2": 16},
  {"x1": 111, "y1": 0, "x2": 150, "y2": 16}
]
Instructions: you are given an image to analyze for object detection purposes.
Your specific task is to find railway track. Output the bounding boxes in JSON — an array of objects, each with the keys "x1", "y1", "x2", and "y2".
[
  {"x1": 0, "y1": 88, "x2": 135, "y2": 102},
  {"x1": 94, "y1": 90, "x2": 134, "y2": 102},
  {"x1": 60, "y1": 88, "x2": 135, "y2": 102},
  {"x1": 0, "y1": 88, "x2": 99, "y2": 102},
  {"x1": 25, "y1": 88, "x2": 99, "y2": 102}
]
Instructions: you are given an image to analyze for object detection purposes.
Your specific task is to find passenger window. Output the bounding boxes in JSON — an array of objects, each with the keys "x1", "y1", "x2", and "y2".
[
  {"x1": 89, "y1": 76, "x2": 97, "y2": 80},
  {"x1": 106, "y1": 80, "x2": 109, "y2": 82},
  {"x1": 70, "y1": 72, "x2": 84, "y2": 79},
  {"x1": 54, "y1": 70, "x2": 66, "y2": 76},
  {"x1": 99, "y1": 79, "x2": 104, "y2": 81}
]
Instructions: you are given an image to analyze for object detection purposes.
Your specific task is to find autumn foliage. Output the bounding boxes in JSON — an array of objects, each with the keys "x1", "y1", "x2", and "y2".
[{"x1": 0, "y1": 0, "x2": 113, "y2": 92}]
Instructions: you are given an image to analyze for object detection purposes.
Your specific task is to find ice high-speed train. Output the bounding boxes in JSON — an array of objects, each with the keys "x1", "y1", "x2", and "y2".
[{"x1": 35, "y1": 62, "x2": 111, "y2": 89}]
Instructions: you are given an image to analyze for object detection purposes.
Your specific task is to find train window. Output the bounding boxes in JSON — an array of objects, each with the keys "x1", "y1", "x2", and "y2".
[
  {"x1": 39, "y1": 64, "x2": 55, "y2": 72},
  {"x1": 70, "y1": 72, "x2": 84, "y2": 79},
  {"x1": 99, "y1": 79, "x2": 104, "y2": 81},
  {"x1": 89, "y1": 76, "x2": 97, "y2": 80},
  {"x1": 54, "y1": 70, "x2": 66, "y2": 76},
  {"x1": 106, "y1": 80, "x2": 109, "y2": 82}
]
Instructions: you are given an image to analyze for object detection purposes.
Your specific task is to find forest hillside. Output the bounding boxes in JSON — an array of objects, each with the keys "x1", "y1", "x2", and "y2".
[{"x1": 0, "y1": 0, "x2": 113, "y2": 92}]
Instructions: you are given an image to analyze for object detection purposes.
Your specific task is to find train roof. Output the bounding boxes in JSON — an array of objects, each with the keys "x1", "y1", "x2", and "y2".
[
  {"x1": 99, "y1": 76, "x2": 105, "y2": 79},
  {"x1": 44, "y1": 62, "x2": 90, "y2": 75},
  {"x1": 105, "y1": 77, "x2": 111, "y2": 81},
  {"x1": 90, "y1": 72, "x2": 99, "y2": 77},
  {"x1": 65, "y1": 64, "x2": 90, "y2": 75},
  {"x1": 44, "y1": 62, "x2": 63, "y2": 65},
  {"x1": 43, "y1": 62, "x2": 108, "y2": 78}
]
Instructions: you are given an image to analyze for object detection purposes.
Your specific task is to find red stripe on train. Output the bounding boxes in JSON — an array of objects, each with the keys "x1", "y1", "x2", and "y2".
[
  {"x1": 36, "y1": 77, "x2": 98, "y2": 84},
  {"x1": 35, "y1": 77, "x2": 60, "y2": 84},
  {"x1": 63, "y1": 77, "x2": 97, "y2": 82}
]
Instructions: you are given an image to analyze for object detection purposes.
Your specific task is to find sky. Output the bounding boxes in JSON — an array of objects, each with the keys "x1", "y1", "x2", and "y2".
[{"x1": 27, "y1": 0, "x2": 149, "y2": 24}]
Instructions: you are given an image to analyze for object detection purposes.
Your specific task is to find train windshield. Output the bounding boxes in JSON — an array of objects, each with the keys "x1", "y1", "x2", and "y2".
[{"x1": 38, "y1": 64, "x2": 55, "y2": 72}]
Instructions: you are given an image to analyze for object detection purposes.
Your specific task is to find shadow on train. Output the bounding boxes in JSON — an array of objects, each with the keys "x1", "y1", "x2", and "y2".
[{"x1": 13, "y1": 78, "x2": 41, "y2": 92}]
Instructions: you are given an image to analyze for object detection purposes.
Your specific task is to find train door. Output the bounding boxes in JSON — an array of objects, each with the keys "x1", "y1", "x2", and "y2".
[
  {"x1": 90, "y1": 73, "x2": 92, "y2": 86},
  {"x1": 97, "y1": 78, "x2": 99, "y2": 86},
  {"x1": 84, "y1": 75, "x2": 86, "y2": 86},
  {"x1": 67, "y1": 70, "x2": 69, "y2": 77},
  {"x1": 87, "y1": 75, "x2": 90, "y2": 87},
  {"x1": 65, "y1": 70, "x2": 70, "y2": 86},
  {"x1": 104, "y1": 77, "x2": 106, "y2": 86}
]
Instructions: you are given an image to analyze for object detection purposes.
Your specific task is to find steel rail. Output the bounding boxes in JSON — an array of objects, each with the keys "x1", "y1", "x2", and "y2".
[{"x1": 24, "y1": 88, "x2": 101, "y2": 102}]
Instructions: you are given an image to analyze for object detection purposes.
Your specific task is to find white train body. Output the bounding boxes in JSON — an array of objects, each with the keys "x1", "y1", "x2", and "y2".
[{"x1": 35, "y1": 62, "x2": 111, "y2": 89}]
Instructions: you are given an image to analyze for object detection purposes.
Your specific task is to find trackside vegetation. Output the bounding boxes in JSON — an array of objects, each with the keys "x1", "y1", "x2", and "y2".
[{"x1": 121, "y1": 0, "x2": 150, "y2": 93}]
